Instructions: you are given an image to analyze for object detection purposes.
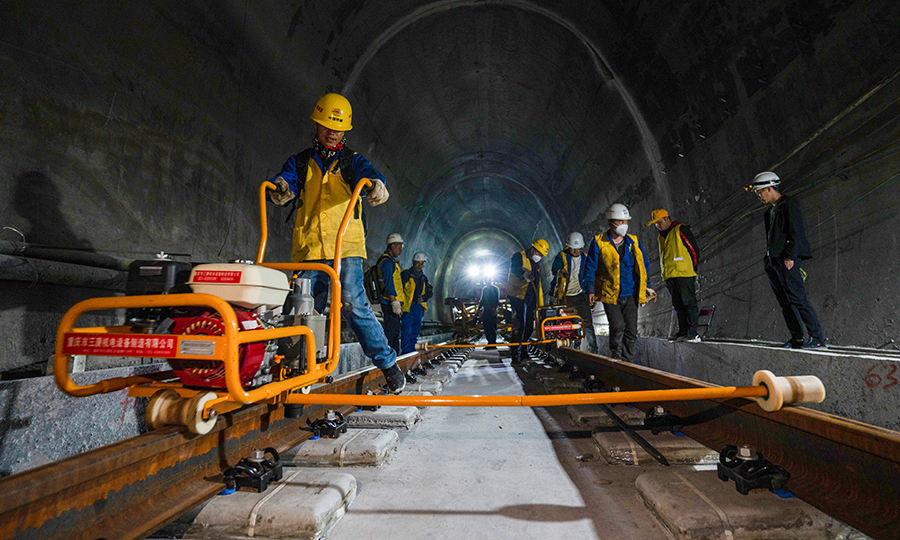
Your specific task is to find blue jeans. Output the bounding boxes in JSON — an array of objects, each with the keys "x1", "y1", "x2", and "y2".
[
  {"x1": 301, "y1": 257, "x2": 397, "y2": 370},
  {"x1": 401, "y1": 303, "x2": 425, "y2": 354}
]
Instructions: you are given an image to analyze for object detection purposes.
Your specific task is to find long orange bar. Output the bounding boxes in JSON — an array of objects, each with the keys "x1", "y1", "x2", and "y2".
[
  {"x1": 421, "y1": 339, "x2": 556, "y2": 349},
  {"x1": 285, "y1": 384, "x2": 768, "y2": 406}
]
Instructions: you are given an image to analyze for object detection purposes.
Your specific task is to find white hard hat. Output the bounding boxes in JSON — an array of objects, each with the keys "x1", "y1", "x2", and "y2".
[
  {"x1": 386, "y1": 233, "x2": 404, "y2": 245},
  {"x1": 746, "y1": 171, "x2": 781, "y2": 192},
  {"x1": 606, "y1": 203, "x2": 631, "y2": 221},
  {"x1": 567, "y1": 232, "x2": 585, "y2": 249},
  {"x1": 413, "y1": 252, "x2": 427, "y2": 262}
]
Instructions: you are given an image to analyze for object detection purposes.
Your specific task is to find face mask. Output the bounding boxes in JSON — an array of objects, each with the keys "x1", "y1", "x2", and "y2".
[
  {"x1": 531, "y1": 254, "x2": 542, "y2": 263},
  {"x1": 615, "y1": 224, "x2": 629, "y2": 237}
]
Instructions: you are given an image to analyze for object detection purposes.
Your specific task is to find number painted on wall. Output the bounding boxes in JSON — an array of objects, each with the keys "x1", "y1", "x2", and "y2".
[{"x1": 865, "y1": 363, "x2": 899, "y2": 389}]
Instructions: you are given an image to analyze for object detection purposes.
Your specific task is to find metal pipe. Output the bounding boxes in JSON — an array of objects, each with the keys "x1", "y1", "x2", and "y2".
[
  {"x1": 0, "y1": 241, "x2": 132, "y2": 271},
  {"x1": 0, "y1": 254, "x2": 126, "y2": 291},
  {"x1": 285, "y1": 384, "x2": 768, "y2": 407}
]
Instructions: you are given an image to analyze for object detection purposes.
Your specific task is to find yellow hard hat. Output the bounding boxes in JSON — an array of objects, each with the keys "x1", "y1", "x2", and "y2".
[
  {"x1": 531, "y1": 239, "x2": 550, "y2": 257},
  {"x1": 645, "y1": 208, "x2": 669, "y2": 226},
  {"x1": 310, "y1": 93, "x2": 353, "y2": 131}
]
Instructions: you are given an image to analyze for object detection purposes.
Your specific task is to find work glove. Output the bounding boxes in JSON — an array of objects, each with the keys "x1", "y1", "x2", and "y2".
[
  {"x1": 645, "y1": 287, "x2": 658, "y2": 303},
  {"x1": 522, "y1": 270, "x2": 533, "y2": 282},
  {"x1": 366, "y1": 178, "x2": 390, "y2": 206},
  {"x1": 269, "y1": 177, "x2": 295, "y2": 205},
  {"x1": 391, "y1": 300, "x2": 402, "y2": 316}
]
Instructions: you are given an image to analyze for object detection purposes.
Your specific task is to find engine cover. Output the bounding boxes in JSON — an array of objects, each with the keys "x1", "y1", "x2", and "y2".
[{"x1": 167, "y1": 310, "x2": 269, "y2": 389}]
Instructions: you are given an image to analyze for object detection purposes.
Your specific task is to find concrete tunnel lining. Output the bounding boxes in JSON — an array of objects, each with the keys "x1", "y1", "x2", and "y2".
[{"x1": 340, "y1": 0, "x2": 667, "y2": 199}]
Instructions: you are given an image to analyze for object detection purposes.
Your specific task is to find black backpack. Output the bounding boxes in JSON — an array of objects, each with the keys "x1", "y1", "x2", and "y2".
[{"x1": 364, "y1": 253, "x2": 390, "y2": 304}]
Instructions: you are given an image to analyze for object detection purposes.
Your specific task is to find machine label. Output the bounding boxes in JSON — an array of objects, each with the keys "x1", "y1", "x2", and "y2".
[
  {"x1": 192, "y1": 270, "x2": 242, "y2": 283},
  {"x1": 542, "y1": 324, "x2": 582, "y2": 331},
  {"x1": 178, "y1": 339, "x2": 216, "y2": 356},
  {"x1": 62, "y1": 334, "x2": 178, "y2": 357}
]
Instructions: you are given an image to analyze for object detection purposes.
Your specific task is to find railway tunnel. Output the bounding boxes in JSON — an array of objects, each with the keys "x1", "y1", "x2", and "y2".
[{"x1": 1, "y1": 1, "x2": 899, "y2": 539}]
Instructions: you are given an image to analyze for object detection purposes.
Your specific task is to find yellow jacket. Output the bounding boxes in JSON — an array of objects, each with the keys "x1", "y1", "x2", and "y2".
[
  {"x1": 507, "y1": 250, "x2": 543, "y2": 302},
  {"x1": 291, "y1": 155, "x2": 366, "y2": 262},
  {"x1": 657, "y1": 223, "x2": 698, "y2": 280},
  {"x1": 587, "y1": 234, "x2": 648, "y2": 305}
]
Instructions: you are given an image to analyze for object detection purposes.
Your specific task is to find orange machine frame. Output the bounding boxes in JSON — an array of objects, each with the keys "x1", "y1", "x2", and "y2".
[{"x1": 54, "y1": 179, "x2": 370, "y2": 419}]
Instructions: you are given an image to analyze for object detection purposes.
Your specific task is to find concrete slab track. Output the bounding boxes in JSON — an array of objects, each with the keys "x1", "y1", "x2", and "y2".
[{"x1": 328, "y1": 350, "x2": 672, "y2": 540}]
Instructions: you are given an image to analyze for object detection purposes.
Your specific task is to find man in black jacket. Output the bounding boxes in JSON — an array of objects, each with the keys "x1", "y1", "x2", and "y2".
[{"x1": 747, "y1": 171, "x2": 825, "y2": 349}]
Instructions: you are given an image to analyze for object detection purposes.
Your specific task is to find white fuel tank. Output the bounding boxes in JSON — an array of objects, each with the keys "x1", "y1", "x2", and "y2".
[{"x1": 187, "y1": 262, "x2": 290, "y2": 309}]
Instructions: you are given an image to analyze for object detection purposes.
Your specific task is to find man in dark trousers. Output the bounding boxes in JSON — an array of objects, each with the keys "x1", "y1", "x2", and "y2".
[
  {"x1": 646, "y1": 209, "x2": 701, "y2": 342},
  {"x1": 506, "y1": 239, "x2": 549, "y2": 364},
  {"x1": 478, "y1": 282, "x2": 501, "y2": 348},
  {"x1": 746, "y1": 171, "x2": 825, "y2": 349}
]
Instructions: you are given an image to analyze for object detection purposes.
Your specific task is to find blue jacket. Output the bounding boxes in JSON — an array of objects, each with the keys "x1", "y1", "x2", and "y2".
[{"x1": 582, "y1": 232, "x2": 652, "y2": 297}]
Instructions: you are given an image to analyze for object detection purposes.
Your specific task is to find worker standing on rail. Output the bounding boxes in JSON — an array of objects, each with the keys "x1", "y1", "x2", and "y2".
[
  {"x1": 646, "y1": 209, "x2": 701, "y2": 342},
  {"x1": 583, "y1": 203, "x2": 656, "y2": 361},
  {"x1": 549, "y1": 232, "x2": 597, "y2": 353},
  {"x1": 376, "y1": 233, "x2": 407, "y2": 355},
  {"x1": 400, "y1": 252, "x2": 433, "y2": 354},
  {"x1": 266, "y1": 92, "x2": 405, "y2": 393},
  {"x1": 746, "y1": 172, "x2": 825, "y2": 349},
  {"x1": 507, "y1": 239, "x2": 549, "y2": 364},
  {"x1": 478, "y1": 281, "x2": 501, "y2": 348}
]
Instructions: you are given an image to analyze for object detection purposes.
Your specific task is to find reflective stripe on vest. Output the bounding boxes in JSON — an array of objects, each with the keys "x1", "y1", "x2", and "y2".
[
  {"x1": 658, "y1": 223, "x2": 697, "y2": 280},
  {"x1": 291, "y1": 156, "x2": 366, "y2": 262}
]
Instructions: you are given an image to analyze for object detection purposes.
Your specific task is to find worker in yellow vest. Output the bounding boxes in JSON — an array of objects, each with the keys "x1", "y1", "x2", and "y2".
[
  {"x1": 266, "y1": 93, "x2": 405, "y2": 394},
  {"x1": 377, "y1": 233, "x2": 407, "y2": 355},
  {"x1": 507, "y1": 239, "x2": 549, "y2": 364},
  {"x1": 549, "y1": 232, "x2": 597, "y2": 353},
  {"x1": 583, "y1": 204, "x2": 656, "y2": 361},
  {"x1": 646, "y1": 209, "x2": 701, "y2": 342}
]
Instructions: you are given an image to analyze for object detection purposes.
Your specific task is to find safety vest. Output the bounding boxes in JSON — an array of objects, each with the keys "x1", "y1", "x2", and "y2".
[
  {"x1": 376, "y1": 253, "x2": 407, "y2": 306},
  {"x1": 291, "y1": 154, "x2": 366, "y2": 262},
  {"x1": 592, "y1": 234, "x2": 647, "y2": 305},
  {"x1": 552, "y1": 251, "x2": 569, "y2": 304},
  {"x1": 401, "y1": 272, "x2": 429, "y2": 313},
  {"x1": 507, "y1": 250, "x2": 543, "y2": 303},
  {"x1": 657, "y1": 223, "x2": 697, "y2": 280}
]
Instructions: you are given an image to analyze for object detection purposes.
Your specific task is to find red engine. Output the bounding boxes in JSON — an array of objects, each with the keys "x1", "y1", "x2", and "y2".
[{"x1": 167, "y1": 310, "x2": 268, "y2": 389}]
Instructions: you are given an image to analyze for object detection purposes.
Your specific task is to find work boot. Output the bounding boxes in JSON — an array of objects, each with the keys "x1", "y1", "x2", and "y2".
[
  {"x1": 802, "y1": 337, "x2": 826, "y2": 349},
  {"x1": 380, "y1": 363, "x2": 406, "y2": 394},
  {"x1": 779, "y1": 339, "x2": 804, "y2": 349}
]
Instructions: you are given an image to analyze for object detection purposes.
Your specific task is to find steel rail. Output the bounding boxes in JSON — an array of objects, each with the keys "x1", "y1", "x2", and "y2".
[
  {"x1": 557, "y1": 348, "x2": 900, "y2": 540},
  {"x1": 0, "y1": 352, "x2": 435, "y2": 540}
]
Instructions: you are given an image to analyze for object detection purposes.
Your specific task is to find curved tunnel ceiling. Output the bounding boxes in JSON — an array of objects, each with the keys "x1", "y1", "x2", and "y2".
[{"x1": 331, "y1": 2, "x2": 662, "y2": 313}]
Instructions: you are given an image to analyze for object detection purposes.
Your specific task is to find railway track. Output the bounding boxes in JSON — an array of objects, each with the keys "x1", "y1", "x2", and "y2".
[
  {"x1": 2, "y1": 344, "x2": 898, "y2": 539},
  {"x1": 0, "y1": 351, "x2": 438, "y2": 540},
  {"x1": 557, "y1": 348, "x2": 900, "y2": 540}
]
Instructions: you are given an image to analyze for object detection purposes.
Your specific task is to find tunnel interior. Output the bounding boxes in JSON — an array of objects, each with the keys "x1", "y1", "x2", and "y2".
[{"x1": 1, "y1": 1, "x2": 900, "y2": 375}]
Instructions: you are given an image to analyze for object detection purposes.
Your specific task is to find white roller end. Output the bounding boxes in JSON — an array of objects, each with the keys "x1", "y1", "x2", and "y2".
[
  {"x1": 753, "y1": 370, "x2": 826, "y2": 412},
  {"x1": 415, "y1": 342, "x2": 428, "y2": 351}
]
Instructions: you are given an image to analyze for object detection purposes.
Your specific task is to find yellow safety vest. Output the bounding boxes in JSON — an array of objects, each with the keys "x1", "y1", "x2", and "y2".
[
  {"x1": 291, "y1": 155, "x2": 366, "y2": 262},
  {"x1": 553, "y1": 250, "x2": 569, "y2": 304},
  {"x1": 507, "y1": 250, "x2": 543, "y2": 303},
  {"x1": 377, "y1": 253, "x2": 408, "y2": 306},
  {"x1": 401, "y1": 274, "x2": 429, "y2": 313},
  {"x1": 592, "y1": 234, "x2": 647, "y2": 305},
  {"x1": 657, "y1": 223, "x2": 697, "y2": 280}
]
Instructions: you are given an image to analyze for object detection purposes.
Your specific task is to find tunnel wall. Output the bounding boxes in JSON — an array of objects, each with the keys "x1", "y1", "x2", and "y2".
[
  {"x1": 2, "y1": 1, "x2": 900, "y2": 376},
  {"x1": 590, "y1": 1, "x2": 900, "y2": 348}
]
